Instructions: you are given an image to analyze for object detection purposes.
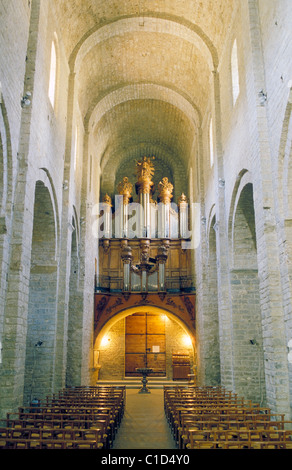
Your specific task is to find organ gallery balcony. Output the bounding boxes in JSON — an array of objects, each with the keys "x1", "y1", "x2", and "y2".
[
  {"x1": 96, "y1": 237, "x2": 195, "y2": 294},
  {"x1": 95, "y1": 157, "x2": 195, "y2": 295}
]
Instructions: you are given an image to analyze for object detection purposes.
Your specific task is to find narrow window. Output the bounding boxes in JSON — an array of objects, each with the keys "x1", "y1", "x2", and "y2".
[
  {"x1": 231, "y1": 39, "x2": 240, "y2": 105},
  {"x1": 89, "y1": 154, "x2": 93, "y2": 192},
  {"x1": 74, "y1": 126, "x2": 78, "y2": 172},
  {"x1": 209, "y1": 118, "x2": 214, "y2": 167},
  {"x1": 48, "y1": 40, "x2": 57, "y2": 107}
]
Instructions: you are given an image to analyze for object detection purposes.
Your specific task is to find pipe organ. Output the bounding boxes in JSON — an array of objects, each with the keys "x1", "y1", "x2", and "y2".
[{"x1": 97, "y1": 157, "x2": 195, "y2": 294}]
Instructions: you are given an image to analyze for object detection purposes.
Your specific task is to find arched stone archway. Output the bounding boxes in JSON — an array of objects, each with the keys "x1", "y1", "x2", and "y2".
[
  {"x1": 23, "y1": 181, "x2": 59, "y2": 405},
  {"x1": 0, "y1": 100, "x2": 13, "y2": 348},
  {"x1": 229, "y1": 179, "x2": 266, "y2": 404},
  {"x1": 95, "y1": 304, "x2": 195, "y2": 348},
  {"x1": 94, "y1": 293, "x2": 195, "y2": 341},
  {"x1": 93, "y1": 304, "x2": 196, "y2": 383}
]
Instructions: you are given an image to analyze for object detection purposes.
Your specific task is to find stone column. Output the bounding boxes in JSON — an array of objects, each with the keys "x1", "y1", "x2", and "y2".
[
  {"x1": 243, "y1": 0, "x2": 290, "y2": 415},
  {"x1": 195, "y1": 129, "x2": 221, "y2": 387},
  {"x1": 212, "y1": 68, "x2": 235, "y2": 391},
  {"x1": 52, "y1": 66, "x2": 76, "y2": 392},
  {"x1": 0, "y1": 0, "x2": 43, "y2": 418}
]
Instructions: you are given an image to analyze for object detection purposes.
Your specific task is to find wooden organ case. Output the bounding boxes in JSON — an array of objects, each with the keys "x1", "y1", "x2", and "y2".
[{"x1": 94, "y1": 156, "x2": 196, "y2": 380}]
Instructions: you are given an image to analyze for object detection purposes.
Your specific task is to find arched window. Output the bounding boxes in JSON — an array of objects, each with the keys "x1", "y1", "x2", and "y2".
[
  {"x1": 231, "y1": 39, "x2": 240, "y2": 105},
  {"x1": 74, "y1": 125, "x2": 79, "y2": 172},
  {"x1": 48, "y1": 39, "x2": 57, "y2": 107},
  {"x1": 209, "y1": 118, "x2": 214, "y2": 167}
]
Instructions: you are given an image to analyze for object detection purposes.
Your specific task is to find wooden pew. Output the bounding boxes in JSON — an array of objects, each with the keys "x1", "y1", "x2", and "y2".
[
  {"x1": 0, "y1": 426, "x2": 106, "y2": 449},
  {"x1": 1, "y1": 385, "x2": 126, "y2": 450},
  {"x1": 164, "y1": 385, "x2": 292, "y2": 450}
]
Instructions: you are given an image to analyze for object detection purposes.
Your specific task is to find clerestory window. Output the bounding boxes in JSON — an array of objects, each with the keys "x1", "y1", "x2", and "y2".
[
  {"x1": 48, "y1": 39, "x2": 57, "y2": 108},
  {"x1": 209, "y1": 118, "x2": 214, "y2": 168},
  {"x1": 231, "y1": 39, "x2": 240, "y2": 105}
]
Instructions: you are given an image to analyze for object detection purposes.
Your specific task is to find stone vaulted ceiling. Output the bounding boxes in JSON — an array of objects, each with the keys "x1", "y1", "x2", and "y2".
[{"x1": 52, "y1": 0, "x2": 235, "y2": 199}]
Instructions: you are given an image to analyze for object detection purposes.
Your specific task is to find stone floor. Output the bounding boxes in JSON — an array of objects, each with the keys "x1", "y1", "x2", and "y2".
[{"x1": 112, "y1": 389, "x2": 177, "y2": 449}]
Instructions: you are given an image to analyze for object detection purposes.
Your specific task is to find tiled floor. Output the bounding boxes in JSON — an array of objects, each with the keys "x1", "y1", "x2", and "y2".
[{"x1": 112, "y1": 389, "x2": 177, "y2": 449}]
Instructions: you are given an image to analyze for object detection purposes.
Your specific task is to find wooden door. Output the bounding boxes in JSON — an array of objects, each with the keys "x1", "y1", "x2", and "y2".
[{"x1": 125, "y1": 313, "x2": 166, "y2": 376}]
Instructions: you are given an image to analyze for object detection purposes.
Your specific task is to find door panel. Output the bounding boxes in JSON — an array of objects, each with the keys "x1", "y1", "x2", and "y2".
[
  {"x1": 125, "y1": 354, "x2": 146, "y2": 374},
  {"x1": 146, "y1": 315, "x2": 165, "y2": 334},
  {"x1": 147, "y1": 353, "x2": 166, "y2": 371},
  {"x1": 125, "y1": 334, "x2": 146, "y2": 353},
  {"x1": 146, "y1": 335, "x2": 166, "y2": 352},
  {"x1": 125, "y1": 313, "x2": 166, "y2": 376},
  {"x1": 126, "y1": 313, "x2": 146, "y2": 334}
]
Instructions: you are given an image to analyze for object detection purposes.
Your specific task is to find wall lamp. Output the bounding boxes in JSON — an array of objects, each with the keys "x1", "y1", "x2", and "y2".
[
  {"x1": 258, "y1": 89, "x2": 267, "y2": 106},
  {"x1": 21, "y1": 92, "x2": 32, "y2": 108}
]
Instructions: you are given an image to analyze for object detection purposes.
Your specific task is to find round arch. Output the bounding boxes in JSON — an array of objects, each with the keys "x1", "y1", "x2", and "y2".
[
  {"x1": 0, "y1": 98, "x2": 12, "y2": 217},
  {"x1": 37, "y1": 168, "x2": 60, "y2": 259},
  {"x1": 227, "y1": 169, "x2": 253, "y2": 268},
  {"x1": 70, "y1": 15, "x2": 217, "y2": 74},
  {"x1": 94, "y1": 305, "x2": 196, "y2": 352}
]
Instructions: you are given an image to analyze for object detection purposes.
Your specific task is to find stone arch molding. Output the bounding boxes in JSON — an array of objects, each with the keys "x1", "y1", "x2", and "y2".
[
  {"x1": 0, "y1": 99, "x2": 12, "y2": 219},
  {"x1": 35, "y1": 168, "x2": 60, "y2": 259},
  {"x1": 228, "y1": 170, "x2": 252, "y2": 240},
  {"x1": 207, "y1": 203, "x2": 216, "y2": 242},
  {"x1": 88, "y1": 83, "x2": 201, "y2": 135},
  {"x1": 70, "y1": 15, "x2": 217, "y2": 74},
  {"x1": 70, "y1": 14, "x2": 217, "y2": 139},
  {"x1": 94, "y1": 305, "x2": 196, "y2": 352},
  {"x1": 278, "y1": 96, "x2": 292, "y2": 220},
  {"x1": 228, "y1": 170, "x2": 255, "y2": 269}
]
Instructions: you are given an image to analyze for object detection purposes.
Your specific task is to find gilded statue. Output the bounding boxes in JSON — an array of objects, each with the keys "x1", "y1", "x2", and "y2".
[
  {"x1": 136, "y1": 156, "x2": 155, "y2": 180},
  {"x1": 135, "y1": 156, "x2": 155, "y2": 194}
]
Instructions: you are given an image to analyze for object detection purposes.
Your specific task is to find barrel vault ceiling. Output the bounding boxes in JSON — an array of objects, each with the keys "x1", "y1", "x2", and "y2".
[{"x1": 52, "y1": 0, "x2": 236, "y2": 199}]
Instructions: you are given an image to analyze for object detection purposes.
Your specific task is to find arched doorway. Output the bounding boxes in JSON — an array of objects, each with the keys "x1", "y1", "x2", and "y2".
[
  {"x1": 23, "y1": 181, "x2": 58, "y2": 405},
  {"x1": 229, "y1": 179, "x2": 266, "y2": 404},
  {"x1": 93, "y1": 306, "x2": 196, "y2": 383}
]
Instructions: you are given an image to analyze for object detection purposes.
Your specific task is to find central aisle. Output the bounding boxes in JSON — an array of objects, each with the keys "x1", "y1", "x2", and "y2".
[{"x1": 112, "y1": 388, "x2": 177, "y2": 449}]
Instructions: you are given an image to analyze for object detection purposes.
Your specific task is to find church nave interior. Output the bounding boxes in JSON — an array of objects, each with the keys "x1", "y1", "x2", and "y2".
[{"x1": 0, "y1": 0, "x2": 292, "y2": 452}]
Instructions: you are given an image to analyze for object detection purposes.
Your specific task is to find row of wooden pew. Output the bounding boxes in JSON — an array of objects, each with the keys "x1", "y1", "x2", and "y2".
[
  {"x1": 0, "y1": 385, "x2": 126, "y2": 449},
  {"x1": 164, "y1": 385, "x2": 292, "y2": 449}
]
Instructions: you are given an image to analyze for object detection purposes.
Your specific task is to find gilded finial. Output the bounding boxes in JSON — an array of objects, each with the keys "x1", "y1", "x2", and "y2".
[
  {"x1": 102, "y1": 193, "x2": 112, "y2": 206},
  {"x1": 117, "y1": 177, "x2": 133, "y2": 205},
  {"x1": 178, "y1": 193, "x2": 188, "y2": 205},
  {"x1": 158, "y1": 177, "x2": 173, "y2": 204}
]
